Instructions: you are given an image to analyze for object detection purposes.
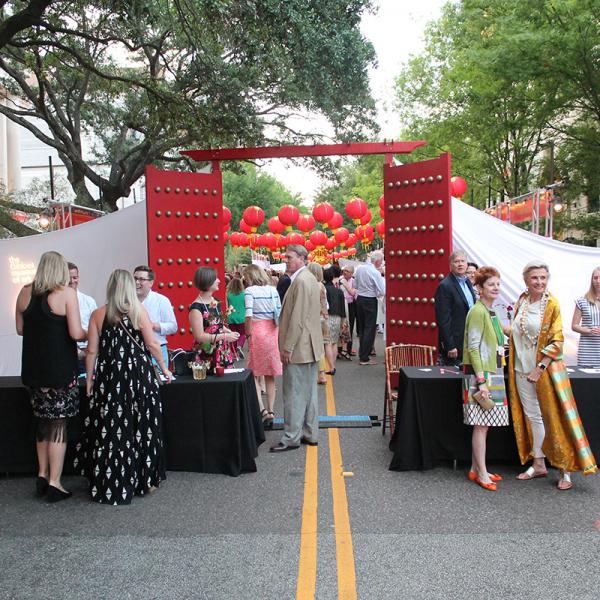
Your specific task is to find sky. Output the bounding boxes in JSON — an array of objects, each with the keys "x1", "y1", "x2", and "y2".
[{"x1": 264, "y1": 0, "x2": 448, "y2": 203}]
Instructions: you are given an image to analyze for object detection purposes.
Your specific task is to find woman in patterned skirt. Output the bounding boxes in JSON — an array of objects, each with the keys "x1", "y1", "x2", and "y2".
[
  {"x1": 82, "y1": 270, "x2": 172, "y2": 505},
  {"x1": 242, "y1": 264, "x2": 282, "y2": 428},
  {"x1": 16, "y1": 251, "x2": 86, "y2": 502},
  {"x1": 462, "y1": 266, "x2": 509, "y2": 492},
  {"x1": 571, "y1": 266, "x2": 600, "y2": 367}
]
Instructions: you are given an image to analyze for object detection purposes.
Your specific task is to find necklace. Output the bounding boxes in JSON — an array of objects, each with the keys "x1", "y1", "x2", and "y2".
[{"x1": 518, "y1": 290, "x2": 548, "y2": 349}]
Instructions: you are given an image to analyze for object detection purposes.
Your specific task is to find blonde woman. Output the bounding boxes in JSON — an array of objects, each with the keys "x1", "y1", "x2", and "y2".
[
  {"x1": 509, "y1": 261, "x2": 597, "y2": 490},
  {"x1": 81, "y1": 270, "x2": 171, "y2": 505},
  {"x1": 307, "y1": 262, "x2": 329, "y2": 384},
  {"x1": 243, "y1": 264, "x2": 282, "y2": 427},
  {"x1": 571, "y1": 266, "x2": 600, "y2": 367},
  {"x1": 16, "y1": 251, "x2": 86, "y2": 502}
]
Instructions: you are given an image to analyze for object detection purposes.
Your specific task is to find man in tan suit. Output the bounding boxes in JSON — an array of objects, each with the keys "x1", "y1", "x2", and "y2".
[{"x1": 270, "y1": 244, "x2": 324, "y2": 452}]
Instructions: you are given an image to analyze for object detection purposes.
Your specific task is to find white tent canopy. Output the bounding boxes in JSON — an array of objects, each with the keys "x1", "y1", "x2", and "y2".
[{"x1": 452, "y1": 198, "x2": 600, "y2": 362}]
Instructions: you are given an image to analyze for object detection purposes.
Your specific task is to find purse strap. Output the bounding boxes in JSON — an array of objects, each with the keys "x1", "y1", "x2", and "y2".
[{"x1": 118, "y1": 318, "x2": 146, "y2": 353}]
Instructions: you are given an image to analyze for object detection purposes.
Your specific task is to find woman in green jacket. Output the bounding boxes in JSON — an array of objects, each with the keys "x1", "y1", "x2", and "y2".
[{"x1": 462, "y1": 266, "x2": 510, "y2": 491}]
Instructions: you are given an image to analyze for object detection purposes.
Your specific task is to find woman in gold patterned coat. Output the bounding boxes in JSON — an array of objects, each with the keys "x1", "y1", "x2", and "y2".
[{"x1": 508, "y1": 261, "x2": 597, "y2": 490}]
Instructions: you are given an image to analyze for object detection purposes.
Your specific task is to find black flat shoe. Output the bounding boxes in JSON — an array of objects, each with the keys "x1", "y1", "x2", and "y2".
[
  {"x1": 47, "y1": 485, "x2": 72, "y2": 503},
  {"x1": 35, "y1": 476, "x2": 49, "y2": 497},
  {"x1": 301, "y1": 438, "x2": 318, "y2": 446},
  {"x1": 326, "y1": 369, "x2": 336, "y2": 376}
]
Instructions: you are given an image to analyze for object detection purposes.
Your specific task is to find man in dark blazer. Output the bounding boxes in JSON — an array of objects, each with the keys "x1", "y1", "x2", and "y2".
[{"x1": 434, "y1": 250, "x2": 476, "y2": 366}]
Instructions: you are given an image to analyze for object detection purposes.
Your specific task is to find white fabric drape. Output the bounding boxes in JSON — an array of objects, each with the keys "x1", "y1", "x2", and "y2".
[
  {"x1": 1, "y1": 202, "x2": 147, "y2": 376},
  {"x1": 452, "y1": 198, "x2": 600, "y2": 364}
]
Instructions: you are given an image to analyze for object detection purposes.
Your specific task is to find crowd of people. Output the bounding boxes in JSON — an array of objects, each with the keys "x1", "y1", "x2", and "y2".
[
  {"x1": 15, "y1": 246, "x2": 599, "y2": 503},
  {"x1": 435, "y1": 250, "x2": 600, "y2": 492}
]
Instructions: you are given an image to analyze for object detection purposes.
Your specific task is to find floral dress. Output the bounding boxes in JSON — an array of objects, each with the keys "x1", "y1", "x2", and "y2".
[{"x1": 189, "y1": 299, "x2": 237, "y2": 373}]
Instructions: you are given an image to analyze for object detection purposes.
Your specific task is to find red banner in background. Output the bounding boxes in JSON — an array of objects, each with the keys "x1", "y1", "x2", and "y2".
[{"x1": 485, "y1": 192, "x2": 550, "y2": 225}]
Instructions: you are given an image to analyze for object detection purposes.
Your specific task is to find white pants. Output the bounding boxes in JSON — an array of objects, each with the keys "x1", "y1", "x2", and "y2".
[{"x1": 515, "y1": 373, "x2": 545, "y2": 459}]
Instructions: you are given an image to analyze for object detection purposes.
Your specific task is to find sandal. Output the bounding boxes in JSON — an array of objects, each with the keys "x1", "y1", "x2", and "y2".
[
  {"x1": 558, "y1": 472, "x2": 572, "y2": 491},
  {"x1": 516, "y1": 466, "x2": 548, "y2": 480}
]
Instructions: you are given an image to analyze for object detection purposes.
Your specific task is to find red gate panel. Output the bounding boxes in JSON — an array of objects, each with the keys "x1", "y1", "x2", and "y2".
[
  {"x1": 384, "y1": 154, "x2": 452, "y2": 350},
  {"x1": 145, "y1": 165, "x2": 225, "y2": 349}
]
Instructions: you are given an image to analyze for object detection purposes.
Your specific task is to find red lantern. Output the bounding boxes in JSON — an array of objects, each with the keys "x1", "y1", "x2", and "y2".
[
  {"x1": 359, "y1": 209, "x2": 372, "y2": 226},
  {"x1": 278, "y1": 204, "x2": 300, "y2": 230},
  {"x1": 325, "y1": 237, "x2": 336, "y2": 251},
  {"x1": 239, "y1": 219, "x2": 252, "y2": 234},
  {"x1": 263, "y1": 232, "x2": 277, "y2": 250},
  {"x1": 287, "y1": 232, "x2": 305, "y2": 246},
  {"x1": 309, "y1": 230, "x2": 328, "y2": 247},
  {"x1": 223, "y1": 231, "x2": 228, "y2": 244},
  {"x1": 256, "y1": 233, "x2": 266, "y2": 247},
  {"x1": 378, "y1": 194, "x2": 384, "y2": 210},
  {"x1": 328, "y1": 211, "x2": 343, "y2": 231},
  {"x1": 345, "y1": 197, "x2": 367, "y2": 224},
  {"x1": 347, "y1": 247, "x2": 357, "y2": 256},
  {"x1": 305, "y1": 240, "x2": 315, "y2": 252},
  {"x1": 238, "y1": 232, "x2": 250, "y2": 247},
  {"x1": 242, "y1": 205, "x2": 265, "y2": 232},
  {"x1": 376, "y1": 220, "x2": 385, "y2": 239},
  {"x1": 297, "y1": 214, "x2": 315, "y2": 234},
  {"x1": 229, "y1": 231, "x2": 240, "y2": 246},
  {"x1": 340, "y1": 250, "x2": 349, "y2": 257},
  {"x1": 268, "y1": 216, "x2": 286, "y2": 235},
  {"x1": 345, "y1": 233, "x2": 357, "y2": 247},
  {"x1": 312, "y1": 202, "x2": 334, "y2": 227},
  {"x1": 223, "y1": 221, "x2": 230, "y2": 233},
  {"x1": 223, "y1": 206, "x2": 232, "y2": 225},
  {"x1": 450, "y1": 176, "x2": 467, "y2": 198},
  {"x1": 334, "y1": 227, "x2": 349, "y2": 244}
]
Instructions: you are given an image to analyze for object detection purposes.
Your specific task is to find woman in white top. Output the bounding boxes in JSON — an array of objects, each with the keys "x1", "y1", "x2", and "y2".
[
  {"x1": 242, "y1": 264, "x2": 282, "y2": 428},
  {"x1": 571, "y1": 266, "x2": 600, "y2": 367}
]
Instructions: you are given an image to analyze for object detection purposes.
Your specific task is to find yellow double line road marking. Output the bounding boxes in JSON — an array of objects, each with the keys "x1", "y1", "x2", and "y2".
[{"x1": 296, "y1": 377, "x2": 357, "y2": 600}]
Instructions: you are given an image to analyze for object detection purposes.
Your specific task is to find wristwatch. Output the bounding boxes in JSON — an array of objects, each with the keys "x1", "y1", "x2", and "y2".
[{"x1": 537, "y1": 362, "x2": 547, "y2": 371}]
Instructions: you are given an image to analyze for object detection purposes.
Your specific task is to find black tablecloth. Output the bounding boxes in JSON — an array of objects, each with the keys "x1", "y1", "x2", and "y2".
[
  {"x1": 0, "y1": 370, "x2": 264, "y2": 477},
  {"x1": 389, "y1": 366, "x2": 600, "y2": 471}
]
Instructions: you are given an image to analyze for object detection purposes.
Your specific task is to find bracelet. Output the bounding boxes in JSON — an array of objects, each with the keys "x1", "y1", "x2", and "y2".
[{"x1": 476, "y1": 378, "x2": 486, "y2": 387}]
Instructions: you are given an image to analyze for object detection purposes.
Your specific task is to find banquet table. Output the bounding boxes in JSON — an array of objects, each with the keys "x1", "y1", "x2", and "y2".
[
  {"x1": 0, "y1": 369, "x2": 264, "y2": 477},
  {"x1": 388, "y1": 366, "x2": 600, "y2": 472}
]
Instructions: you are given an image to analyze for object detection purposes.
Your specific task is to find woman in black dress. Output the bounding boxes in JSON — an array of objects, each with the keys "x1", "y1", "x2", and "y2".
[
  {"x1": 81, "y1": 269, "x2": 172, "y2": 505},
  {"x1": 15, "y1": 251, "x2": 86, "y2": 502}
]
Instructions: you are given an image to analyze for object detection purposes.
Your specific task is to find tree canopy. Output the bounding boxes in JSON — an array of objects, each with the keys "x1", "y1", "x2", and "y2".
[
  {"x1": 0, "y1": 0, "x2": 377, "y2": 213},
  {"x1": 395, "y1": 0, "x2": 600, "y2": 212}
]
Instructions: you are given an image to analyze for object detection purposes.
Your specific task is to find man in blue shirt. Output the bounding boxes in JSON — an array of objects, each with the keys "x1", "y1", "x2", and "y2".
[{"x1": 434, "y1": 250, "x2": 476, "y2": 366}]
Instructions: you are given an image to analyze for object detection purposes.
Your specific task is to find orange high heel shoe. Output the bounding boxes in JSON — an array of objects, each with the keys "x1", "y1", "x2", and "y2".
[{"x1": 468, "y1": 470, "x2": 502, "y2": 482}]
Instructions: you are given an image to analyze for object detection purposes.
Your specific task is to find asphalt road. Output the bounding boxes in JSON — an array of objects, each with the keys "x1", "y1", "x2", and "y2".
[{"x1": 1, "y1": 333, "x2": 600, "y2": 599}]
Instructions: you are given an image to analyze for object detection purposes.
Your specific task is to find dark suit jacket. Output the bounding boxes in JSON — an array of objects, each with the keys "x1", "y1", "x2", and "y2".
[{"x1": 434, "y1": 273, "x2": 476, "y2": 359}]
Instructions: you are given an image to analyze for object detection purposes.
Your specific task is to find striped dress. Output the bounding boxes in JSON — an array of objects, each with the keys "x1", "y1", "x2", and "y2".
[{"x1": 575, "y1": 298, "x2": 600, "y2": 367}]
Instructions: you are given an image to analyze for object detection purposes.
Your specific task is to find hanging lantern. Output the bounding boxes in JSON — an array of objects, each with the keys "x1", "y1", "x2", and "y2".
[
  {"x1": 256, "y1": 233, "x2": 266, "y2": 248},
  {"x1": 268, "y1": 216, "x2": 286, "y2": 235},
  {"x1": 378, "y1": 194, "x2": 385, "y2": 211},
  {"x1": 345, "y1": 197, "x2": 367, "y2": 224},
  {"x1": 344, "y1": 232, "x2": 357, "y2": 248},
  {"x1": 223, "y1": 231, "x2": 228, "y2": 244},
  {"x1": 328, "y1": 211, "x2": 343, "y2": 231},
  {"x1": 334, "y1": 226, "x2": 350, "y2": 244},
  {"x1": 359, "y1": 209, "x2": 372, "y2": 226},
  {"x1": 229, "y1": 231, "x2": 240, "y2": 246},
  {"x1": 278, "y1": 205, "x2": 300, "y2": 231},
  {"x1": 309, "y1": 230, "x2": 328, "y2": 247},
  {"x1": 325, "y1": 237, "x2": 337, "y2": 251},
  {"x1": 312, "y1": 202, "x2": 334, "y2": 228},
  {"x1": 347, "y1": 247, "x2": 357, "y2": 256},
  {"x1": 223, "y1": 206, "x2": 232, "y2": 226},
  {"x1": 287, "y1": 232, "x2": 305, "y2": 246},
  {"x1": 356, "y1": 224, "x2": 374, "y2": 249},
  {"x1": 450, "y1": 176, "x2": 467, "y2": 198},
  {"x1": 263, "y1": 232, "x2": 278, "y2": 250},
  {"x1": 376, "y1": 220, "x2": 385, "y2": 239},
  {"x1": 305, "y1": 240, "x2": 315, "y2": 252},
  {"x1": 242, "y1": 205, "x2": 265, "y2": 232},
  {"x1": 297, "y1": 214, "x2": 316, "y2": 235},
  {"x1": 239, "y1": 219, "x2": 252, "y2": 234},
  {"x1": 238, "y1": 232, "x2": 250, "y2": 247}
]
